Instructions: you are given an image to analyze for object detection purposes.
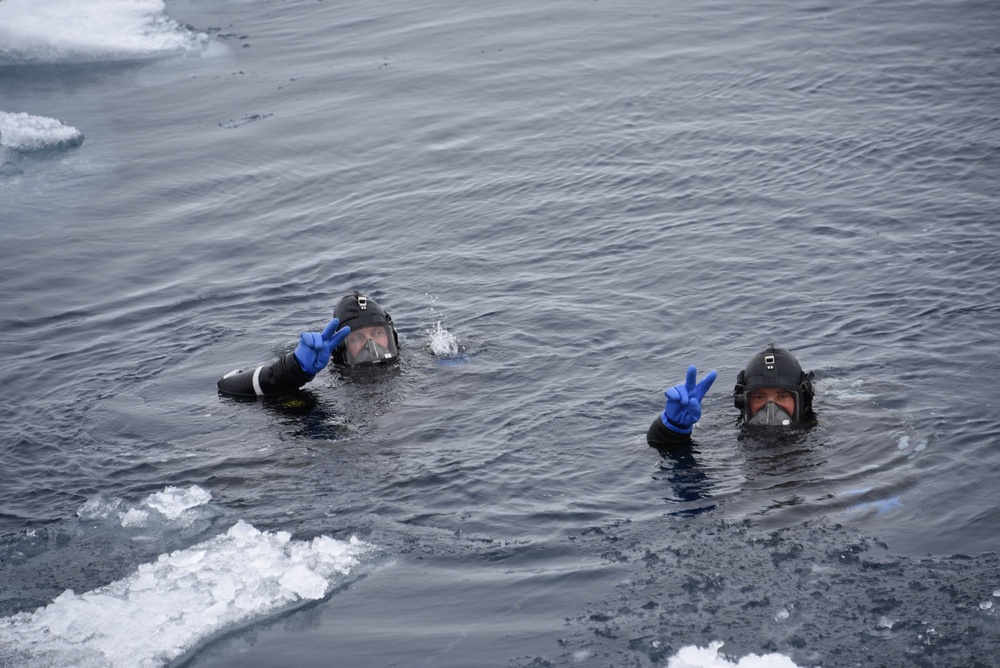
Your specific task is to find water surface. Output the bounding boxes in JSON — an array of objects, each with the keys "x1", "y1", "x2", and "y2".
[{"x1": 2, "y1": 0, "x2": 998, "y2": 665}]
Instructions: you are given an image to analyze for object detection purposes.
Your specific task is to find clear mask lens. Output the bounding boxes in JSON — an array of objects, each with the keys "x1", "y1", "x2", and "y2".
[
  {"x1": 747, "y1": 401, "x2": 794, "y2": 427},
  {"x1": 343, "y1": 325, "x2": 397, "y2": 366}
]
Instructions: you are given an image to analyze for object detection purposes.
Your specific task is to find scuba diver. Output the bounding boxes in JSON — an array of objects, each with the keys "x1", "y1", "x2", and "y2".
[
  {"x1": 647, "y1": 343, "x2": 815, "y2": 449},
  {"x1": 217, "y1": 292, "x2": 400, "y2": 397}
]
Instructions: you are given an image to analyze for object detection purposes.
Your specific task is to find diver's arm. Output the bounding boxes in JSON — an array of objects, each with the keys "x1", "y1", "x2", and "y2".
[
  {"x1": 217, "y1": 318, "x2": 350, "y2": 398},
  {"x1": 647, "y1": 416, "x2": 694, "y2": 450},
  {"x1": 648, "y1": 365, "x2": 717, "y2": 449},
  {"x1": 217, "y1": 352, "x2": 315, "y2": 397}
]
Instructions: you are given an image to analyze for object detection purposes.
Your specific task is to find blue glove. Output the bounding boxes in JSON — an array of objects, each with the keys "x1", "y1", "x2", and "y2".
[
  {"x1": 293, "y1": 318, "x2": 351, "y2": 375},
  {"x1": 661, "y1": 365, "x2": 717, "y2": 434}
]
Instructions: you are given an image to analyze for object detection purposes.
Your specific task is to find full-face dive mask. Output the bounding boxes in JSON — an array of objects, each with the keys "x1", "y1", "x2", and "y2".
[
  {"x1": 733, "y1": 344, "x2": 814, "y2": 427},
  {"x1": 746, "y1": 399, "x2": 795, "y2": 427},
  {"x1": 332, "y1": 292, "x2": 399, "y2": 367},
  {"x1": 342, "y1": 324, "x2": 398, "y2": 365}
]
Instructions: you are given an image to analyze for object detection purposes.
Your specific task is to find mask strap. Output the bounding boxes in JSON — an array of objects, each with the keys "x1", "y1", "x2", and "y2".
[{"x1": 733, "y1": 370, "x2": 746, "y2": 409}]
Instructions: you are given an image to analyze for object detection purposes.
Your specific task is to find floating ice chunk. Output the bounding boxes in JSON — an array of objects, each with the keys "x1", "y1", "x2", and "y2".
[
  {"x1": 774, "y1": 607, "x2": 789, "y2": 621},
  {"x1": 145, "y1": 485, "x2": 212, "y2": 519},
  {"x1": 279, "y1": 564, "x2": 328, "y2": 600},
  {"x1": 228, "y1": 518, "x2": 261, "y2": 541},
  {"x1": 0, "y1": 520, "x2": 376, "y2": 668},
  {"x1": 0, "y1": 112, "x2": 84, "y2": 151},
  {"x1": 666, "y1": 641, "x2": 802, "y2": 668},
  {"x1": 0, "y1": 0, "x2": 201, "y2": 65},
  {"x1": 77, "y1": 495, "x2": 126, "y2": 521},
  {"x1": 121, "y1": 508, "x2": 150, "y2": 527},
  {"x1": 128, "y1": 571, "x2": 157, "y2": 593},
  {"x1": 76, "y1": 486, "x2": 214, "y2": 530},
  {"x1": 980, "y1": 601, "x2": 993, "y2": 610},
  {"x1": 168, "y1": 548, "x2": 206, "y2": 569},
  {"x1": 877, "y1": 616, "x2": 894, "y2": 629}
]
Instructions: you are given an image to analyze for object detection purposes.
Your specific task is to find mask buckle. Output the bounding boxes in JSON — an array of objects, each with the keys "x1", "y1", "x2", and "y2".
[{"x1": 357, "y1": 295, "x2": 368, "y2": 310}]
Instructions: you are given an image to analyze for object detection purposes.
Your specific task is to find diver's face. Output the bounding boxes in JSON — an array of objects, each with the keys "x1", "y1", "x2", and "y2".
[
  {"x1": 345, "y1": 325, "x2": 390, "y2": 357},
  {"x1": 746, "y1": 388, "x2": 796, "y2": 418}
]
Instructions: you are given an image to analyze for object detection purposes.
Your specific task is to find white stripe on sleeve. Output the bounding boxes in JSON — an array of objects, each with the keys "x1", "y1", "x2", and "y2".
[{"x1": 252, "y1": 365, "x2": 265, "y2": 396}]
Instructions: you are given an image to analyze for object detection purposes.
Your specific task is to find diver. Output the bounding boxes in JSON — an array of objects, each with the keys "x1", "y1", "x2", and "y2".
[
  {"x1": 217, "y1": 292, "x2": 400, "y2": 397},
  {"x1": 647, "y1": 343, "x2": 815, "y2": 449}
]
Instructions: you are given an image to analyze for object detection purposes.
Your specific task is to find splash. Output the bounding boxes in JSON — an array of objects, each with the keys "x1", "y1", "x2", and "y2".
[{"x1": 429, "y1": 321, "x2": 460, "y2": 357}]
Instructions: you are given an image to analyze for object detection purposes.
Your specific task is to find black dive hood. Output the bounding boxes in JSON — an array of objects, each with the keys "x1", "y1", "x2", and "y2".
[
  {"x1": 733, "y1": 343, "x2": 814, "y2": 425},
  {"x1": 331, "y1": 292, "x2": 399, "y2": 366}
]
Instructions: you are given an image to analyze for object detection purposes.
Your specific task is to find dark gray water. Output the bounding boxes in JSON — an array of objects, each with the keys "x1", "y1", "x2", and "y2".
[{"x1": 1, "y1": 0, "x2": 998, "y2": 666}]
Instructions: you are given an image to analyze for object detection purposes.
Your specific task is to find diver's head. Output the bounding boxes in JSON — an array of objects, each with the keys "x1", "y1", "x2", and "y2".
[
  {"x1": 733, "y1": 343, "x2": 814, "y2": 427},
  {"x1": 332, "y1": 292, "x2": 399, "y2": 366}
]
